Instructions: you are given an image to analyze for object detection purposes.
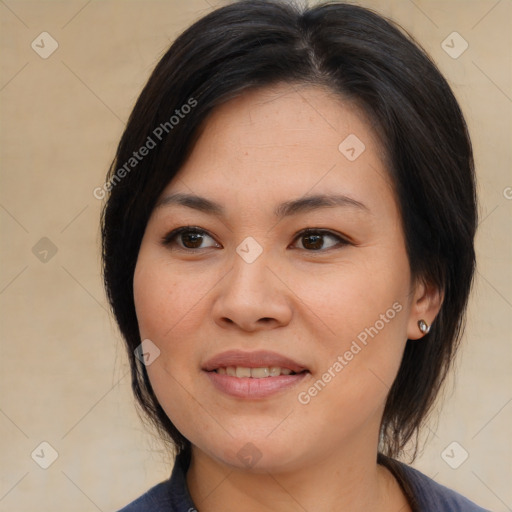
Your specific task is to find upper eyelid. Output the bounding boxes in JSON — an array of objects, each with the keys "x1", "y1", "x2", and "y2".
[{"x1": 296, "y1": 228, "x2": 347, "y2": 238}]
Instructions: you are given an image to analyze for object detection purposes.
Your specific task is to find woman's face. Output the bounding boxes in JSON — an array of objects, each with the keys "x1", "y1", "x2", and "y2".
[{"x1": 133, "y1": 83, "x2": 429, "y2": 471}]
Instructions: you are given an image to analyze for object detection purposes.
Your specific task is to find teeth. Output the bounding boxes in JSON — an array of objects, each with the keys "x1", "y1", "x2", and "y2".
[
  {"x1": 215, "y1": 366, "x2": 297, "y2": 378},
  {"x1": 235, "y1": 366, "x2": 251, "y2": 378},
  {"x1": 269, "y1": 366, "x2": 281, "y2": 377},
  {"x1": 250, "y1": 367, "x2": 269, "y2": 379}
]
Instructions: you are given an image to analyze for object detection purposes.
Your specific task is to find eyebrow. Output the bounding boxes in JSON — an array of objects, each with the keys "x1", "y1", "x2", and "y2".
[{"x1": 156, "y1": 192, "x2": 369, "y2": 218}]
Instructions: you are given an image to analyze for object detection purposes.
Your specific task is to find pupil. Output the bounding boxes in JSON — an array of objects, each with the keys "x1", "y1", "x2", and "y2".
[
  {"x1": 182, "y1": 232, "x2": 203, "y2": 248},
  {"x1": 304, "y1": 234, "x2": 323, "y2": 250}
]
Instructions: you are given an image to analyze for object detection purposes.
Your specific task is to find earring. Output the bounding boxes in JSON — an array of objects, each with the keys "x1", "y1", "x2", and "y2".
[{"x1": 418, "y1": 319, "x2": 431, "y2": 334}]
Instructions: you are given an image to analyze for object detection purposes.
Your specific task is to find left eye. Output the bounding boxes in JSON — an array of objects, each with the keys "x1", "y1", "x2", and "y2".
[
  {"x1": 292, "y1": 230, "x2": 347, "y2": 251},
  {"x1": 163, "y1": 227, "x2": 220, "y2": 250}
]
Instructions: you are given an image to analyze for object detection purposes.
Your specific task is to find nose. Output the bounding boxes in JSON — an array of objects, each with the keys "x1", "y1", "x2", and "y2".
[{"x1": 212, "y1": 255, "x2": 293, "y2": 332}]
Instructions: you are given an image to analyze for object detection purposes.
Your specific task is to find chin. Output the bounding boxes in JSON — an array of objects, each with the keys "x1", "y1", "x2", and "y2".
[{"x1": 192, "y1": 430, "x2": 310, "y2": 474}]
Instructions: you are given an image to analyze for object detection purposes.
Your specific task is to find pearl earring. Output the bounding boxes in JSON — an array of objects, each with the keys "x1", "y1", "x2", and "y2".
[{"x1": 418, "y1": 319, "x2": 431, "y2": 334}]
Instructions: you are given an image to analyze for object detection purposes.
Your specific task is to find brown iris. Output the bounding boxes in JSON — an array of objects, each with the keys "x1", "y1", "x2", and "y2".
[
  {"x1": 301, "y1": 234, "x2": 324, "y2": 250},
  {"x1": 181, "y1": 231, "x2": 204, "y2": 248}
]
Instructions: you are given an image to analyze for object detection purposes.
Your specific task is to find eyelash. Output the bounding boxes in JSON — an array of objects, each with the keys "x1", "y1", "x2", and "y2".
[{"x1": 161, "y1": 226, "x2": 351, "y2": 253}]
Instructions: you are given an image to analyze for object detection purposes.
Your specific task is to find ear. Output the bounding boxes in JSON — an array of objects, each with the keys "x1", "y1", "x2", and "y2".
[{"x1": 407, "y1": 277, "x2": 443, "y2": 340}]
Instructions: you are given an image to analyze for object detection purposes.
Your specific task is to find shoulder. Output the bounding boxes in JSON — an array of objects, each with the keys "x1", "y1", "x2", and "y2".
[
  {"x1": 116, "y1": 451, "x2": 195, "y2": 512},
  {"x1": 398, "y1": 462, "x2": 491, "y2": 511},
  {"x1": 116, "y1": 480, "x2": 173, "y2": 512},
  {"x1": 116, "y1": 478, "x2": 195, "y2": 512}
]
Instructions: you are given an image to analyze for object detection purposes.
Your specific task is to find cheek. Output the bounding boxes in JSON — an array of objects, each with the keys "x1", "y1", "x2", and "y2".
[
  {"x1": 133, "y1": 253, "x2": 209, "y2": 340},
  {"x1": 290, "y1": 247, "x2": 412, "y2": 405},
  {"x1": 133, "y1": 254, "x2": 211, "y2": 438},
  {"x1": 289, "y1": 254, "x2": 410, "y2": 343},
  {"x1": 294, "y1": 292, "x2": 409, "y2": 436}
]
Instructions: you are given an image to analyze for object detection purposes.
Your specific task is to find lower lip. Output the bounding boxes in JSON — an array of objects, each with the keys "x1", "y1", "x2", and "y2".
[{"x1": 205, "y1": 371, "x2": 308, "y2": 399}]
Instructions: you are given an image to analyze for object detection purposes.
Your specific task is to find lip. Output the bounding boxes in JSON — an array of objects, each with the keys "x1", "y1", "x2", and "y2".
[
  {"x1": 206, "y1": 371, "x2": 308, "y2": 399},
  {"x1": 202, "y1": 350, "x2": 309, "y2": 399},
  {"x1": 202, "y1": 350, "x2": 307, "y2": 373}
]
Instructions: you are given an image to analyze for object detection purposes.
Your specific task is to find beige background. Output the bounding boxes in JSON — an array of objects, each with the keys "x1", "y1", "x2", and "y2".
[{"x1": 0, "y1": 0, "x2": 510, "y2": 511}]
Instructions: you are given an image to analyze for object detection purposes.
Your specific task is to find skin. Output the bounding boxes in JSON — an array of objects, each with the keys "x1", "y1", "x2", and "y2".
[{"x1": 133, "y1": 83, "x2": 442, "y2": 512}]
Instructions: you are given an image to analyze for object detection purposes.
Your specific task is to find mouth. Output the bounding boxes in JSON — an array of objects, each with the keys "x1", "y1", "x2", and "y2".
[
  {"x1": 203, "y1": 350, "x2": 309, "y2": 399},
  {"x1": 213, "y1": 366, "x2": 304, "y2": 378}
]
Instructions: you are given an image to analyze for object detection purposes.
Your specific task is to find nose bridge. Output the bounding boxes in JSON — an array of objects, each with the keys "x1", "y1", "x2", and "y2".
[
  {"x1": 227, "y1": 246, "x2": 274, "y2": 303},
  {"x1": 213, "y1": 245, "x2": 292, "y2": 330}
]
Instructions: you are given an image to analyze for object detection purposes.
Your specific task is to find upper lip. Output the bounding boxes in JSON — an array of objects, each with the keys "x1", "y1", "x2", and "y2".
[{"x1": 202, "y1": 350, "x2": 308, "y2": 373}]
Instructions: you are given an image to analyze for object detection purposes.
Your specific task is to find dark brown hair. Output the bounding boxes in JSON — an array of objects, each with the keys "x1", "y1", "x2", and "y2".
[{"x1": 101, "y1": 0, "x2": 477, "y2": 459}]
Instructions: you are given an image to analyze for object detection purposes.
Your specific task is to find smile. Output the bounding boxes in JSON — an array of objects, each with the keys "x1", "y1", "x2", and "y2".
[
  {"x1": 214, "y1": 366, "x2": 300, "y2": 378},
  {"x1": 203, "y1": 350, "x2": 309, "y2": 399}
]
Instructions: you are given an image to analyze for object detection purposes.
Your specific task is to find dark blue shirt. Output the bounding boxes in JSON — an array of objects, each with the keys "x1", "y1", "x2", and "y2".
[{"x1": 117, "y1": 451, "x2": 491, "y2": 512}]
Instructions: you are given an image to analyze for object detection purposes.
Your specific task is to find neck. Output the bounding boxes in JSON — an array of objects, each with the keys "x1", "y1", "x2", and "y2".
[{"x1": 186, "y1": 440, "x2": 410, "y2": 512}]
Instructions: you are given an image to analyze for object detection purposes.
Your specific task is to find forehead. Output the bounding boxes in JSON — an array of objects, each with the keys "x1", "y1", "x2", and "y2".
[
  {"x1": 190, "y1": 83, "x2": 378, "y2": 157},
  {"x1": 168, "y1": 83, "x2": 393, "y2": 211}
]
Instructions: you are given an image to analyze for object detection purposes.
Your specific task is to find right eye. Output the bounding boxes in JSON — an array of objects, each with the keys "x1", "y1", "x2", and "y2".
[{"x1": 162, "y1": 227, "x2": 221, "y2": 251}]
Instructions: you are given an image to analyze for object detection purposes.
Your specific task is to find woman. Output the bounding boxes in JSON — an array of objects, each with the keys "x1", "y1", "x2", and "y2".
[{"x1": 101, "y1": 1, "x2": 489, "y2": 510}]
